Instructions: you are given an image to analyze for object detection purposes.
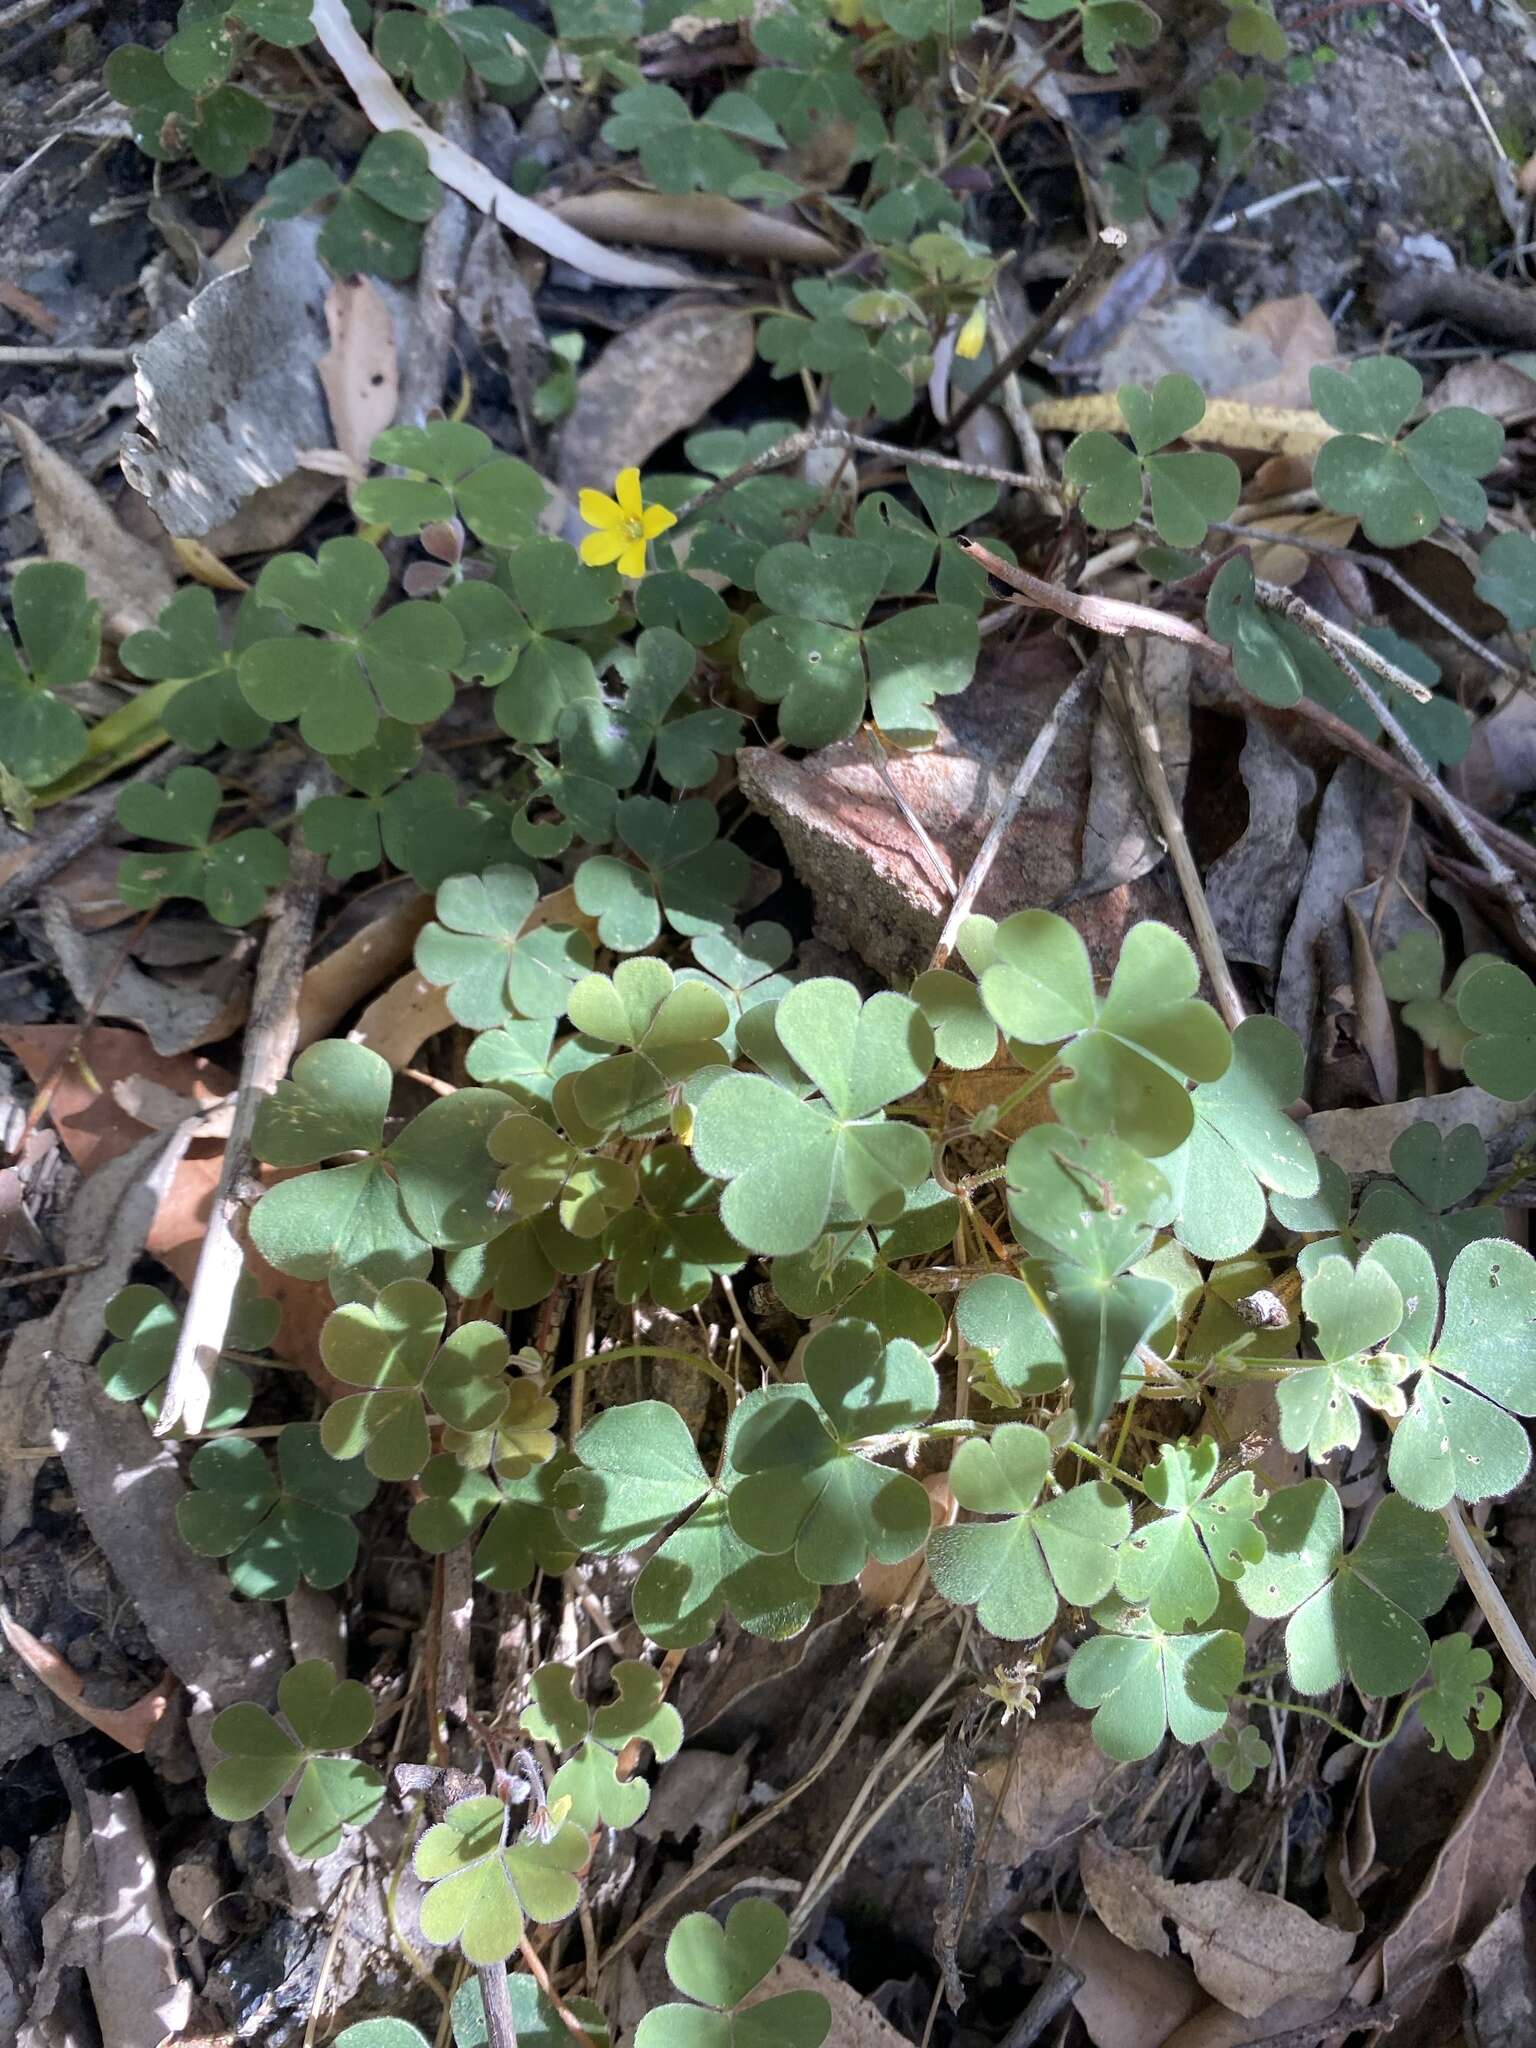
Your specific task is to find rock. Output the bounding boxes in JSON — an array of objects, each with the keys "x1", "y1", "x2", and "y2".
[{"x1": 736, "y1": 646, "x2": 1192, "y2": 984}]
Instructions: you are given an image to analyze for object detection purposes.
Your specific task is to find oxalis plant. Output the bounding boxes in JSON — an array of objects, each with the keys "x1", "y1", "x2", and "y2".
[{"x1": 3, "y1": 0, "x2": 1531, "y2": 2035}]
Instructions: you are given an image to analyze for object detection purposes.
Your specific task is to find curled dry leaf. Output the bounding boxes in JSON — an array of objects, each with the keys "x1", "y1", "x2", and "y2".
[
  {"x1": 295, "y1": 889, "x2": 435, "y2": 1049},
  {"x1": 3, "y1": 412, "x2": 175, "y2": 641},
  {"x1": 1204, "y1": 723, "x2": 1316, "y2": 975},
  {"x1": 553, "y1": 190, "x2": 837, "y2": 268},
  {"x1": 556, "y1": 299, "x2": 757, "y2": 501},
  {"x1": 1022, "y1": 1908, "x2": 1207, "y2": 2048},
  {"x1": 1079, "y1": 1829, "x2": 1357, "y2": 2020},
  {"x1": 317, "y1": 276, "x2": 401, "y2": 471},
  {"x1": 0, "y1": 1606, "x2": 175, "y2": 1754}
]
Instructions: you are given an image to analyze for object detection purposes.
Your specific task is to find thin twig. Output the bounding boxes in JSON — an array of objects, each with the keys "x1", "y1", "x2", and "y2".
[
  {"x1": 929, "y1": 657, "x2": 1102, "y2": 970},
  {"x1": 1257, "y1": 582, "x2": 1432, "y2": 703},
  {"x1": 1443, "y1": 1503, "x2": 1536, "y2": 1708},
  {"x1": 307, "y1": 0, "x2": 695, "y2": 291},
  {"x1": 1344, "y1": 664, "x2": 1536, "y2": 953},
  {"x1": 0, "y1": 345, "x2": 133, "y2": 369},
  {"x1": 676, "y1": 428, "x2": 1058, "y2": 531},
  {"x1": 865, "y1": 726, "x2": 957, "y2": 898},
  {"x1": 154, "y1": 792, "x2": 329, "y2": 1438},
  {"x1": 1112, "y1": 646, "x2": 1246, "y2": 1029},
  {"x1": 958, "y1": 538, "x2": 1221, "y2": 651},
  {"x1": 0, "y1": 746, "x2": 187, "y2": 927},
  {"x1": 476, "y1": 1962, "x2": 520, "y2": 2048},
  {"x1": 946, "y1": 227, "x2": 1128, "y2": 440},
  {"x1": 1210, "y1": 521, "x2": 1522, "y2": 683}
]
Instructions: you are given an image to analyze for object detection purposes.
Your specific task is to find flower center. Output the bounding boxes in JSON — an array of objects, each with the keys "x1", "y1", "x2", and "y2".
[{"x1": 622, "y1": 515, "x2": 645, "y2": 542}]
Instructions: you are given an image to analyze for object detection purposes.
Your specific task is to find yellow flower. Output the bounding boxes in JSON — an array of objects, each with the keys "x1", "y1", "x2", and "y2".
[
  {"x1": 578, "y1": 466, "x2": 676, "y2": 579},
  {"x1": 954, "y1": 301, "x2": 988, "y2": 361}
]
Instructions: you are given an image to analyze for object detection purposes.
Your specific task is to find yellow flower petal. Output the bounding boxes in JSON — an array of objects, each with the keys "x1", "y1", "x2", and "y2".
[
  {"x1": 617, "y1": 537, "x2": 648, "y2": 578},
  {"x1": 580, "y1": 530, "x2": 626, "y2": 567},
  {"x1": 579, "y1": 489, "x2": 623, "y2": 530},
  {"x1": 639, "y1": 503, "x2": 677, "y2": 540},
  {"x1": 615, "y1": 468, "x2": 644, "y2": 518},
  {"x1": 955, "y1": 303, "x2": 987, "y2": 361}
]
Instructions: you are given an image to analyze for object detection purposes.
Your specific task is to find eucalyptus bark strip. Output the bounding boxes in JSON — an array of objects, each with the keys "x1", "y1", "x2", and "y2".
[{"x1": 154, "y1": 810, "x2": 329, "y2": 1438}]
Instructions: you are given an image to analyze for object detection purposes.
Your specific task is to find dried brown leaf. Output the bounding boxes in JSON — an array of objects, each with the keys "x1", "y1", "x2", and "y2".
[
  {"x1": 0, "y1": 1608, "x2": 175, "y2": 1754},
  {"x1": 1022, "y1": 1908, "x2": 1207, "y2": 2048},
  {"x1": 1204, "y1": 722, "x2": 1316, "y2": 975},
  {"x1": 295, "y1": 889, "x2": 434, "y2": 1048},
  {"x1": 1079, "y1": 1830, "x2": 1356, "y2": 2020},
  {"x1": 3, "y1": 412, "x2": 175, "y2": 640},
  {"x1": 552, "y1": 190, "x2": 837, "y2": 268},
  {"x1": 317, "y1": 276, "x2": 400, "y2": 468},
  {"x1": 557, "y1": 299, "x2": 756, "y2": 499}
]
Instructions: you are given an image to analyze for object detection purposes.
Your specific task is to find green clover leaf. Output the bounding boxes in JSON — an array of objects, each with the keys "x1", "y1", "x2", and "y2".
[
  {"x1": 522, "y1": 1661, "x2": 683, "y2": 1828},
  {"x1": 561, "y1": 627, "x2": 743, "y2": 794},
  {"x1": 451, "y1": 1974, "x2": 609, "y2": 2048},
  {"x1": 178, "y1": 1423, "x2": 378, "y2": 1599},
  {"x1": 740, "y1": 534, "x2": 978, "y2": 748},
  {"x1": 1272, "y1": 1252, "x2": 1408, "y2": 1462},
  {"x1": 1417, "y1": 1633, "x2": 1501, "y2": 1761},
  {"x1": 414, "y1": 1793, "x2": 586, "y2": 1965},
  {"x1": 445, "y1": 539, "x2": 618, "y2": 742},
  {"x1": 1237, "y1": 1482, "x2": 1457, "y2": 1696},
  {"x1": 416, "y1": 868, "x2": 591, "y2": 1028},
  {"x1": 119, "y1": 587, "x2": 281, "y2": 753},
  {"x1": 564, "y1": 956, "x2": 731, "y2": 1133},
  {"x1": 1165, "y1": 1016, "x2": 1319, "y2": 1260},
  {"x1": 117, "y1": 764, "x2": 289, "y2": 926},
  {"x1": 106, "y1": 44, "x2": 273, "y2": 175},
  {"x1": 680, "y1": 922, "x2": 796, "y2": 1056},
  {"x1": 954, "y1": 1273, "x2": 1067, "y2": 1401},
  {"x1": 318, "y1": 133, "x2": 443, "y2": 280},
  {"x1": 573, "y1": 796, "x2": 748, "y2": 953},
  {"x1": 1066, "y1": 1601, "x2": 1245, "y2": 1761},
  {"x1": 1355, "y1": 1121, "x2": 1499, "y2": 1278},
  {"x1": 207, "y1": 1659, "x2": 383, "y2": 1860},
  {"x1": 242, "y1": 536, "x2": 463, "y2": 753},
  {"x1": 0, "y1": 561, "x2": 98, "y2": 787},
  {"x1": 1102, "y1": 115, "x2": 1198, "y2": 225},
  {"x1": 771, "y1": 1181, "x2": 958, "y2": 1349},
  {"x1": 297, "y1": 720, "x2": 422, "y2": 880},
  {"x1": 1457, "y1": 960, "x2": 1536, "y2": 1101},
  {"x1": 636, "y1": 1901, "x2": 830, "y2": 2048},
  {"x1": 559, "y1": 1399, "x2": 817, "y2": 1649},
  {"x1": 1379, "y1": 927, "x2": 1491, "y2": 1068},
  {"x1": 601, "y1": 83, "x2": 789, "y2": 197},
  {"x1": 1384, "y1": 1236, "x2": 1536, "y2": 1510},
  {"x1": 1065, "y1": 377, "x2": 1239, "y2": 546},
  {"x1": 487, "y1": 1114, "x2": 638, "y2": 1239},
  {"x1": 1310, "y1": 360, "x2": 1503, "y2": 547},
  {"x1": 604, "y1": 1144, "x2": 745, "y2": 1310},
  {"x1": 98, "y1": 1277, "x2": 272, "y2": 1432},
  {"x1": 927, "y1": 1424, "x2": 1129, "y2": 1640},
  {"x1": 1474, "y1": 531, "x2": 1536, "y2": 634},
  {"x1": 357, "y1": 421, "x2": 547, "y2": 547},
  {"x1": 728, "y1": 1319, "x2": 938, "y2": 1584},
  {"x1": 693, "y1": 979, "x2": 934, "y2": 1255},
  {"x1": 1198, "y1": 74, "x2": 1266, "y2": 174},
  {"x1": 320, "y1": 1279, "x2": 511, "y2": 1480},
  {"x1": 410, "y1": 1451, "x2": 580, "y2": 1592},
  {"x1": 758, "y1": 279, "x2": 929, "y2": 424},
  {"x1": 375, "y1": 4, "x2": 548, "y2": 103},
  {"x1": 1115, "y1": 1438, "x2": 1266, "y2": 1630},
  {"x1": 980, "y1": 912, "x2": 1231, "y2": 1155},
  {"x1": 1207, "y1": 1721, "x2": 1272, "y2": 1793}
]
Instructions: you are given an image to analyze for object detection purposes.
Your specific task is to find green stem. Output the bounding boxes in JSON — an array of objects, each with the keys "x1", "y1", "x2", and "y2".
[
  {"x1": 1062, "y1": 1441, "x2": 1149, "y2": 1496},
  {"x1": 541, "y1": 1342, "x2": 738, "y2": 1404},
  {"x1": 1237, "y1": 1687, "x2": 1428, "y2": 1752}
]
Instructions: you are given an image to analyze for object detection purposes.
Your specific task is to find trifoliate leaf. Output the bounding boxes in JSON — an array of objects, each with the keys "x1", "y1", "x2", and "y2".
[
  {"x1": 1388, "y1": 1238, "x2": 1536, "y2": 1509},
  {"x1": 178, "y1": 1423, "x2": 377, "y2": 1599},
  {"x1": 1166, "y1": 1016, "x2": 1319, "y2": 1260},
  {"x1": 1273, "y1": 1252, "x2": 1408, "y2": 1462},
  {"x1": 1310, "y1": 360, "x2": 1503, "y2": 547},
  {"x1": 636, "y1": 1901, "x2": 831, "y2": 2048},
  {"x1": 979, "y1": 912, "x2": 1231, "y2": 1155},
  {"x1": 320, "y1": 1280, "x2": 511, "y2": 1480},
  {"x1": 573, "y1": 796, "x2": 748, "y2": 952},
  {"x1": 117, "y1": 764, "x2": 289, "y2": 926},
  {"x1": 1066, "y1": 1603, "x2": 1244, "y2": 1761},
  {"x1": 119, "y1": 587, "x2": 280, "y2": 753},
  {"x1": 1457, "y1": 960, "x2": 1536, "y2": 1102},
  {"x1": 207, "y1": 1660, "x2": 383, "y2": 1860},
  {"x1": 522, "y1": 1661, "x2": 683, "y2": 1829},
  {"x1": 243, "y1": 536, "x2": 462, "y2": 753},
  {"x1": 928, "y1": 1424, "x2": 1129, "y2": 1639},
  {"x1": 1417, "y1": 1633, "x2": 1501, "y2": 1760},
  {"x1": 604, "y1": 1144, "x2": 745, "y2": 1308},
  {"x1": 0, "y1": 561, "x2": 98, "y2": 787},
  {"x1": 1207, "y1": 1720, "x2": 1272, "y2": 1792},
  {"x1": 692, "y1": 980, "x2": 934, "y2": 1254},
  {"x1": 1115, "y1": 1439, "x2": 1266, "y2": 1630},
  {"x1": 415, "y1": 867, "x2": 589, "y2": 1028},
  {"x1": 728, "y1": 1319, "x2": 938, "y2": 1584},
  {"x1": 1474, "y1": 531, "x2": 1536, "y2": 633},
  {"x1": 414, "y1": 1794, "x2": 586, "y2": 1965},
  {"x1": 1237, "y1": 1482, "x2": 1456, "y2": 1696},
  {"x1": 98, "y1": 1278, "x2": 266, "y2": 1432},
  {"x1": 1354, "y1": 1121, "x2": 1499, "y2": 1278},
  {"x1": 954, "y1": 1273, "x2": 1067, "y2": 1399}
]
